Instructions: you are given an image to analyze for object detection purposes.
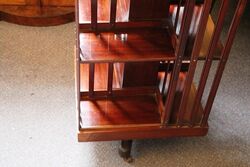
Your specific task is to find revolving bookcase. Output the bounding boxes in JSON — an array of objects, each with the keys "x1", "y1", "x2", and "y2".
[{"x1": 75, "y1": 0, "x2": 247, "y2": 161}]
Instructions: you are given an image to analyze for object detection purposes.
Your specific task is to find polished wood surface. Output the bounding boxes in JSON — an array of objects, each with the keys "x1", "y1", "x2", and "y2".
[
  {"x1": 42, "y1": 0, "x2": 75, "y2": 6},
  {"x1": 77, "y1": 0, "x2": 221, "y2": 60},
  {"x1": 78, "y1": 0, "x2": 129, "y2": 24},
  {"x1": 75, "y1": 0, "x2": 246, "y2": 159},
  {"x1": 78, "y1": 126, "x2": 208, "y2": 141},
  {"x1": 79, "y1": 66, "x2": 204, "y2": 131},
  {"x1": 0, "y1": 0, "x2": 25, "y2": 5},
  {"x1": 79, "y1": 28, "x2": 175, "y2": 63},
  {"x1": 0, "y1": 0, "x2": 74, "y2": 26},
  {"x1": 0, "y1": 5, "x2": 74, "y2": 26},
  {"x1": 80, "y1": 94, "x2": 161, "y2": 128}
]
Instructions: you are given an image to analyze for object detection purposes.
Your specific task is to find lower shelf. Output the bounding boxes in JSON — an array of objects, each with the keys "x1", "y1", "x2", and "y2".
[
  {"x1": 78, "y1": 70, "x2": 205, "y2": 142},
  {"x1": 80, "y1": 94, "x2": 161, "y2": 129},
  {"x1": 78, "y1": 125, "x2": 208, "y2": 141}
]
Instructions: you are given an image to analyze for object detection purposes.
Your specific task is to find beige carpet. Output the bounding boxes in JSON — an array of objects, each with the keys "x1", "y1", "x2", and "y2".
[{"x1": 0, "y1": 5, "x2": 250, "y2": 167}]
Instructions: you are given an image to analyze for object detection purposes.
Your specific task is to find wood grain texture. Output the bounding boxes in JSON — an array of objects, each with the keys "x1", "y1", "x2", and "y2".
[
  {"x1": 78, "y1": 0, "x2": 129, "y2": 24},
  {"x1": 42, "y1": 0, "x2": 75, "y2": 7},
  {"x1": 78, "y1": 126, "x2": 208, "y2": 141},
  {"x1": 0, "y1": 0, "x2": 25, "y2": 5},
  {"x1": 79, "y1": 28, "x2": 175, "y2": 62},
  {"x1": 0, "y1": 5, "x2": 74, "y2": 26},
  {"x1": 80, "y1": 94, "x2": 161, "y2": 128},
  {"x1": 75, "y1": 0, "x2": 245, "y2": 146}
]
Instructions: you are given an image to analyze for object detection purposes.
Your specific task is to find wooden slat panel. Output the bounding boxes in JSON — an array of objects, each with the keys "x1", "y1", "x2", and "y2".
[
  {"x1": 163, "y1": 0, "x2": 195, "y2": 125},
  {"x1": 202, "y1": 0, "x2": 247, "y2": 127},
  {"x1": 177, "y1": 0, "x2": 212, "y2": 126},
  {"x1": 78, "y1": 0, "x2": 129, "y2": 24},
  {"x1": 80, "y1": 63, "x2": 121, "y2": 91},
  {"x1": 192, "y1": 1, "x2": 229, "y2": 123}
]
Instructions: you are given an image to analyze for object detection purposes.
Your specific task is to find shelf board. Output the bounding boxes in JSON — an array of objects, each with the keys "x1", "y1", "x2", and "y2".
[
  {"x1": 80, "y1": 93, "x2": 161, "y2": 129},
  {"x1": 79, "y1": 73, "x2": 203, "y2": 129},
  {"x1": 79, "y1": 28, "x2": 175, "y2": 63},
  {"x1": 78, "y1": 126, "x2": 208, "y2": 141},
  {"x1": 77, "y1": 2, "x2": 222, "y2": 61}
]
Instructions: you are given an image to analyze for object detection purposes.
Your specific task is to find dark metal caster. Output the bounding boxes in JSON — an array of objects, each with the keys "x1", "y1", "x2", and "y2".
[{"x1": 118, "y1": 140, "x2": 134, "y2": 163}]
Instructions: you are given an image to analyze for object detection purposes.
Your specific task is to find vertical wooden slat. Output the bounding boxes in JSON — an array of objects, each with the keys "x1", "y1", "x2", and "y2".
[
  {"x1": 89, "y1": 63, "x2": 95, "y2": 96},
  {"x1": 91, "y1": 0, "x2": 98, "y2": 30},
  {"x1": 176, "y1": 0, "x2": 212, "y2": 126},
  {"x1": 161, "y1": 61, "x2": 170, "y2": 94},
  {"x1": 174, "y1": 0, "x2": 182, "y2": 31},
  {"x1": 162, "y1": 0, "x2": 195, "y2": 125},
  {"x1": 191, "y1": 0, "x2": 229, "y2": 125},
  {"x1": 110, "y1": 0, "x2": 117, "y2": 28},
  {"x1": 108, "y1": 62, "x2": 114, "y2": 95},
  {"x1": 201, "y1": 0, "x2": 247, "y2": 127}
]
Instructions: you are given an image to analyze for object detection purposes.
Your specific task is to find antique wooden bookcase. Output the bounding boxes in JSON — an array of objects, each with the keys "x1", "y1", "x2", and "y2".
[{"x1": 75, "y1": 0, "x2": 247, "y2": 160}]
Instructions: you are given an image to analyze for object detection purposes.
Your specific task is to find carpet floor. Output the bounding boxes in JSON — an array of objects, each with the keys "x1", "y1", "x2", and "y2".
[{"x1": 0, "y1": 4, "x2": 249, "y2": 167}]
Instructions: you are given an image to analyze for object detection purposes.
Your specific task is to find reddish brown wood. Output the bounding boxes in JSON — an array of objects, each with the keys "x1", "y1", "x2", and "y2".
[
  {"x1": 0, "y1": 5, "x2": 74, "y2": 26},
  {"x1": 75, "y1": 0, "x2": 246, "y2": 159},
  {"x1": 202, "y1": 0, "x2": 247, "y2": 127},
  {"x1": 177, "y1": 0, "x2": 212, "y2": 126},
  {"x1": 89, "y1": 63, "x2": 95, "y2": 96},
  {"x1": 78, "y1": 0, "x2": 129, "y2": 24},
  {"x1": 78, "y1": 126, "x2": 208, "y2": 141},
  {"x1": 107, "y1": 62, "x2": 114, "y2": 94},
  {"x1": 163, "y1": 0, "x2": 195, "y2": 125},
  {"x1": 79, "y1": 28, "x2": 175, "y2": 63},
  {"x1": 110, "y1": 0, "x2": 117, "y2": 27},
  {"x1": 129, "y1": 0, "x2": 169, "y2": 21},
  {"x1": 80, "y1": 94, "x2": 161, "y2": 128},
  {"x1": 192, "y1": 1, "x2": 229, "y2": 124},
  {"x1": 91, "y1": 0, "x2": 97, "y2": 30},
  {"x1": 122, "y1": 62, "x2": 159, "y2": 87}
]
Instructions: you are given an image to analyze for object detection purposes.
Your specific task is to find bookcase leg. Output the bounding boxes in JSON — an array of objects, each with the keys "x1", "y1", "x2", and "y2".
[{"x1": 118, "y1": 140, "x2": 133, "y2": 162}]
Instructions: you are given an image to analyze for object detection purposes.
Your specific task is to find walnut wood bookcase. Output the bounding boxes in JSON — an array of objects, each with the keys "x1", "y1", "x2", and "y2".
[{"x1": 75, "y1": 0, "x2": 247, "y2": 160}]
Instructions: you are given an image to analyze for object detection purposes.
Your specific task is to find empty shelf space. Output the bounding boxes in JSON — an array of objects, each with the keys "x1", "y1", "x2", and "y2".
[
  {"x1": 80, "y1": 93, "x2": 161, "y2": 129},
  {"x1": 78, "y1": 0, "x2": 130, "y2": 24},
  {"x1": 79, "y1": 28, "x2": 175, "y2": 62}
]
